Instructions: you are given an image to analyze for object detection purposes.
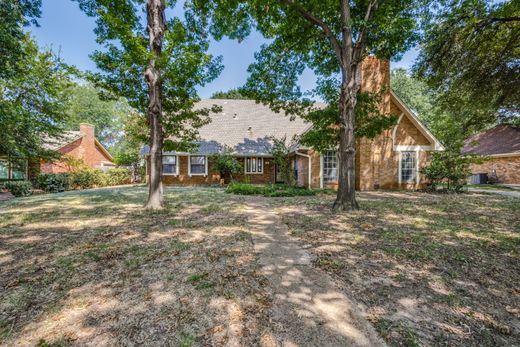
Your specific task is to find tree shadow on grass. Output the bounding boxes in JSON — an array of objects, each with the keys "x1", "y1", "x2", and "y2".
[
  {"x1": 272, "y1": 191, "x2": 520, "y2": 347},
  {"x1": 0, "y1": 186, "x2": 274, "y2": 346}
]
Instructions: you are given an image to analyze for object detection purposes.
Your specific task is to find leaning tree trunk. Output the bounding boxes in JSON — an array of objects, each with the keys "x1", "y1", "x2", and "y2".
[
  {"x1": 333, "y1": 69, "x2": 359, "y2": 211},
  {"x1": 144, "y1": 0, "x2": 166, "y2": 209}
]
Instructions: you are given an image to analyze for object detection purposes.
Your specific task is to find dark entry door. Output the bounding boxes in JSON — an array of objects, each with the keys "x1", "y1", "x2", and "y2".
[{"x1": 275, "y1": 164, "x2": 284, "y2": 183}]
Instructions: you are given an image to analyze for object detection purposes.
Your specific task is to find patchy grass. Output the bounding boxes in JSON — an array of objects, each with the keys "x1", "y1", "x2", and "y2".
[
  {"x1": 0, "y1": 186, "x2": 271, "y2": 346},
  {"x1": 2, "y1": 186, "x2": 518, "y2": 346},
  {"x1": 271, "y1": 191, "x2": 520, "y2": 347}
]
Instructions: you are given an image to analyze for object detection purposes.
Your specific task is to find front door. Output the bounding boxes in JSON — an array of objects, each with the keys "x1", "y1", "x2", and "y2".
[{"x1": 275, "y1": 164, "x2": 284, "y2": 183}]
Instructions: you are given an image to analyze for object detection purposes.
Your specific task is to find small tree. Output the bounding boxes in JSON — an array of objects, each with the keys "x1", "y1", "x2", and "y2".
[
  {"x1": 75, "y1": 0, "x2": 223, "y2": 209},
  {"x1": 212, "y1": 148, "x2": 242, "y2": 183},
  {"x1": 270, "y1": 136, "x2": 295, "y2": 187},
  {"x1": 421, "y1": 149, "x2": 480, "y2": 193}
]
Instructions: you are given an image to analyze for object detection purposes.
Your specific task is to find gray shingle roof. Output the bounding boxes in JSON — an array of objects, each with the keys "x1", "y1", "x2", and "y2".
[
  {"x1": 42, "y1": 131, "x2": 83, "y2": 151},
  {"x1": 143, "y1": 99, "x2": 313, "y2": 156}
]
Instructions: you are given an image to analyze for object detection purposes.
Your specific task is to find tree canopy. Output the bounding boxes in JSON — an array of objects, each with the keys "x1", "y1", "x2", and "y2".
[
  {"x1": 64, "y1": 83, "x2": 132, "y2": 150},
  {"x1": 0, "y1": 36, "x2": 74, "y2": 159},
  {"x1": 414, "y1": 0, "x2": 520, "y2": 126},
  {"x1": 74, "y1": 0, "x2": 223, "y2": 153},
  {"x1": 0, "y1": 0, "x2": 41, "y2": 78},
  {"x1": 210, "y1": 89, "x2": 248, "y2": 99},
  {"x1": 189, "y1": 0, "x2": 433, "y2": 210}
]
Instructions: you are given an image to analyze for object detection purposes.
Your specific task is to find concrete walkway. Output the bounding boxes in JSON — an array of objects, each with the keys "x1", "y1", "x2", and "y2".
[
  {"x1": 468, "y1": 189, "x2": 520, "y2": 198},
  {"x1": 243, "y1": 196, "x2": 386, "y2": 347}
]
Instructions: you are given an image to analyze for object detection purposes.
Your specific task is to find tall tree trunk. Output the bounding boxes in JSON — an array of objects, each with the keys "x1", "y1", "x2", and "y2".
[
  {"x1": 333, "y1": 68, "x2": 359, "y2": 211},
  {"x1": 144, "y1": 0, "x2": 166, "y2": 209}
]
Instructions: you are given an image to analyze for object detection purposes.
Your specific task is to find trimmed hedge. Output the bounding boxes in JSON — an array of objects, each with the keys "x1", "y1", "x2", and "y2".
[
  {"x1": 36, "y1": 168, "x2": 132, "y2": 193},
  {"x1": 70, "y1": 169, "x2": 103, "y2": 189},
  {"x1": 103, "y1": 168, "x2": 132, "y2": 186},
  {"x1": 37, "y1": 173, "x2": 70, "y2": 193},
  {"x1": 2, "y1": 181, "x2": 32, "y2": 197}
]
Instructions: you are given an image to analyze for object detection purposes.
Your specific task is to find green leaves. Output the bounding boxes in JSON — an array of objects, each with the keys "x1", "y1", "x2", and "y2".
[
  {"x1": 414, "y1": 0, "x2": 520, "y2": 125},
  {"x1": 75, "y1": 0, "x2": 223, "y2": 152},
  {"x1": 0, "y1": 36, "x2": 74, "y2": 159},
  {"x1": 0, "y1": 0, "x2": 41, "y2": 78}
]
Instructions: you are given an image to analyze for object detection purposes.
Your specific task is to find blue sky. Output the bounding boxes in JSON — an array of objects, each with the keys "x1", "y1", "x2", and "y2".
[{"x1": 30, "y1": 0, "x2": 418, "y2": 98}]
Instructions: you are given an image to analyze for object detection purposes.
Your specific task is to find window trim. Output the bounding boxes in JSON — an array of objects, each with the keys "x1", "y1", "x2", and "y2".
[
  {"x1": 322, "y1": 150, "x2": 338, "y2": 183},
  {"x1": 162, "y1": 154, "x2": 179, "y2": 176},
  {"x1": 398, "y1": 150, "x2": 419, "y2": 185},
  {"x1": 244, "y1": 157, "x2": 264, "y2": 174},
  {"x1": 188, "y1": 155, "x2": 207, "y2": 176}
]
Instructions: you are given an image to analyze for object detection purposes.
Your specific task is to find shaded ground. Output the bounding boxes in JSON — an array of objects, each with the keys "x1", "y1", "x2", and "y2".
[
  {"x1": 1, "y1": 187, "x2": 519, "y2": 346},
  {"x1": 243, "y1": 196, "x2": 384, "y2": 346},
  {"x1": 0, "y1": 187, "x2": 271, "y2": 346},
  {"x1": 270, "y1": 191, "x2": 520, "y2": 347}
]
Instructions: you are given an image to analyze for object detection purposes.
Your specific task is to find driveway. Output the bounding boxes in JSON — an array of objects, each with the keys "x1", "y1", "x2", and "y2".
[{"x1": 468, "y1": 188, "x2": 520, "y2": 198}]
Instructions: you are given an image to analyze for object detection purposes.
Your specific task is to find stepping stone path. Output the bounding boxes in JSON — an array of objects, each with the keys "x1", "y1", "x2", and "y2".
[{"x1": 244, "y1": 196, "x2": 386, "y2": 347}]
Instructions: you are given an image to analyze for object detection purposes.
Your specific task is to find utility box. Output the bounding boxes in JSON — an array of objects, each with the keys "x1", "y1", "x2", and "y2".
[{"x1": 469, "y1": 173, "x2": 488, "y2": 185}]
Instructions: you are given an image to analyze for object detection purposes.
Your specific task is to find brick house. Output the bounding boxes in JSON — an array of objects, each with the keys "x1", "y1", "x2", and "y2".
[
  {"x1": 144, "y1": 57, "x2": 443, "y2": 190},
  {"x1": 462, "y1": 124, "x2": 520, "y2": 184},
  {"x1": 0, "y1": 123, "x2": 114, "y2": 181}
]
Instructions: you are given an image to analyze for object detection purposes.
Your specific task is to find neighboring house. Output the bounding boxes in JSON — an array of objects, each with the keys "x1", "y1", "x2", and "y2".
[
  {"x1": 462, "y1": 124, "x2": 520, "y2": 184},
  {"x1": 143, "y1": 57, "x2": 443, "y2": 190},
  {"x1": 0, "y1": 123, "x2": 114, "y2": 181}
]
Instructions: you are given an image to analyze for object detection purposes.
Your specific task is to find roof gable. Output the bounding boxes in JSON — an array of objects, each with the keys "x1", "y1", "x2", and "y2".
[{"x1": 390, "y1": 91, "x2": 444, "y2": 150}]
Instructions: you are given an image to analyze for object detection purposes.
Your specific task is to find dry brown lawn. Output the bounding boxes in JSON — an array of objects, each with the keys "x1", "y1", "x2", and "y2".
[
  {"x1": 0, "y1": 186, "x2": 271, "y2": 346},
  {"x1": 271, "y1": 191, "x2": 520, "y2": 347},
  {"x1": 0, "y1": 187, "x2": 518, "y2": 346}
]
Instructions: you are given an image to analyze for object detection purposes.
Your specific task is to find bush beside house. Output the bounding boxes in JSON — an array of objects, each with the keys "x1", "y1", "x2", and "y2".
[
  {"x1": 37, "y1": 173, "x2": 70, "y2": 192},
  {"x1": 1, "y1": 181, "x2": 33, "y2": 197}
]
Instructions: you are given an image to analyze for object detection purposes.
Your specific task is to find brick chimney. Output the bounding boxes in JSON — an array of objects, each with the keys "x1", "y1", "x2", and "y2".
[
  {"x1": 358, "y1": 55, "x2": 391, "y2": 114},
  {"x1": 359, "y1": 55, "x2": 390, "y2": 94},
  {"x1": 80, "y1": 123, "x2": 95, "y2": 140},
  {"x1": 78, "y1": 123, "x2": 96, "y2": 167}
]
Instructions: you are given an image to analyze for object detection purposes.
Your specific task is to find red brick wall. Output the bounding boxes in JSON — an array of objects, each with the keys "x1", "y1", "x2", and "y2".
[
  {"x1": 40, "y1": 124, "x2": 113, "y2": 174},
  {"x1": 152, "y1": 155, "x2": 276, "y2": 185},
  {"x1": 470, "y1": 156, "x2": 520, "y2": 184}
]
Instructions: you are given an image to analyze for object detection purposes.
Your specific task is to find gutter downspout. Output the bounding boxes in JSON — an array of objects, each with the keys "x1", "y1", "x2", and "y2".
[{"x1": 295, "y1": 151, "x2": 312, "y2": 189}]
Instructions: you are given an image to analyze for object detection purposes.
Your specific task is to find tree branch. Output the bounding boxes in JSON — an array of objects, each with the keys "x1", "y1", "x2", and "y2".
[
  {"x1": 352, "y1": 0, "x2": 378, "y2": 65},
  {"x1": 280, "y1": 0, "x2": 342, "y2": 65},
  {"x1": 340, "y1": 0, "x2": 352, "y2": 70}
]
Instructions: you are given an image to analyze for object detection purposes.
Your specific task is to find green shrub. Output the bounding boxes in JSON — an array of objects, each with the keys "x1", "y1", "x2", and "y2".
[
  {"x1": 37, "y1": 173, "x2": 70, "y2": 193},
  {"x1": 3, "y1": 181, "x2": 32, "y2": 197},
  {"x1": 70, "y1": 168, "x2": 103, "y2": 189},
  {"x1": 212, "y1": 149, "x2": 243, "y2": 183},
  {"x1": 226, "y1": 182, "x2": 266, "y2": 195},
  {"x1": 421, "y1": 149, "x2": 478, "y2": 193},
  {"x1": 226, "y1": 182, "x2": 318, "y2": 197},
  {"x1": 103, "y1": 168, "x2": 131, "y2": 186}
]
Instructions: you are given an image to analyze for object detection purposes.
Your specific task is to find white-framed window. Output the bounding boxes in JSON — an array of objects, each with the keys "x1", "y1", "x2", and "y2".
[
  {"x1": 162, "y1": 155, "x2": 178, "y2": 175},
  {"x1": 0, "y1": 157, "x2": 27, "y2": 180},
  {"x1": 322, "y1": 150, "x2": 338, "y2": 183},
  {"x1": 245, "y1": 157, "x2": 263, "y2": 174},
  {"x1": 189, "y1": 155, "x2": 207, "y2": 176},
  {"x1": 400, "y1": 151, "x2": 417, "y2": 183}
]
